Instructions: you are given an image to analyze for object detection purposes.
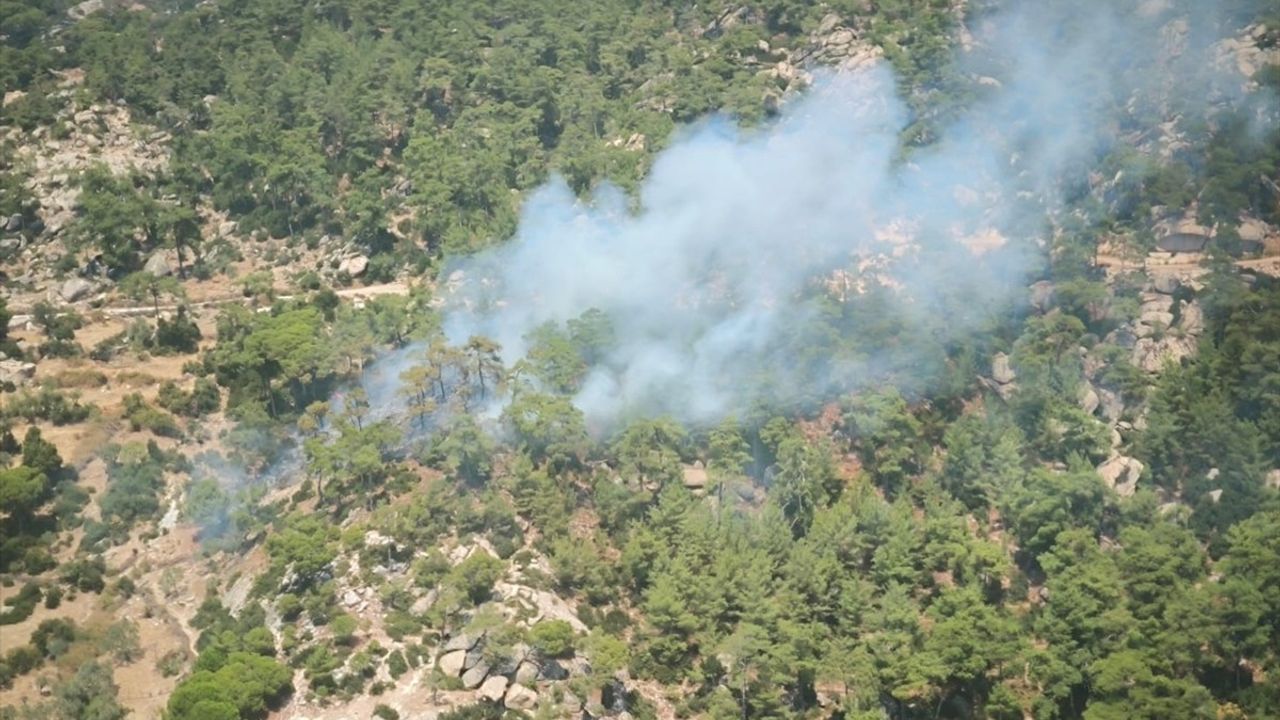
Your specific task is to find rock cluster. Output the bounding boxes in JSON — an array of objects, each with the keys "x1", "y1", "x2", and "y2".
[{"x1": 434, "y1": 631, "x2": 584, "y2": 713}]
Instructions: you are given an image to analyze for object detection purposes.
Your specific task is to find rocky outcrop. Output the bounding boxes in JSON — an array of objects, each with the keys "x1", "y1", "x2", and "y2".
[
  {"x1": 1078, "y1": 383, "x2": 1100, "y2": 416},
  {"x1": 0, "y1": 356, "x2": 37, "y2": 388},
  {"x1": 339, "y1": 254, "x2": 368, "y2": 277},
  {"x1": 991, "y1": 353, "x2": 1016, "y2": 385},
  {"x1": 492, "y1": 582, "x2": 588, "y2": 632},
  {"x1": 1097, "y1": 455, "x2": 1143, "y2": 498},
  {"x1": 1029, "y1": 280, "x2": 1056, "y2": 313},
  {"x1": 144, "y1": 250, "x2": 175, "y2": 277},
  {"x1": 682, "y1": 461, "x2": 708, "y2": 491}
]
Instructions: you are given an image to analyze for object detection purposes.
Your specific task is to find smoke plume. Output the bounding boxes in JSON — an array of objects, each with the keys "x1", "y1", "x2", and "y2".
[{"x1": 389, "y1": 0, "x2": 1274, "y2": 429}]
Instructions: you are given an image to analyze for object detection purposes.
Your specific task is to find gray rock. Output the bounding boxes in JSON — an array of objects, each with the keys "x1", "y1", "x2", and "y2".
[
  {"x1": 339, "y1": 254, "x2": 368, "y2": 277},
  {"x1": 1029, "y1": 280, "x2": 1055, "y2": 312},
  {"x1": 816, "y1": 13, "x2": 841, "y2": 36},
  {"x1": 4, "y1": 214, "x2": 21, "y2": 232},
  {"x1": 514, "y1": 660, "x2": 539, "y2": 685},
  {"x1": 438, "y1": 650, "x2": 466, "y2": 677},
  {"x1": 504, "y1": 683, "x2": 538, "y2": 711},
  {"x1": 1097, "y1": 455, "x2": 1143, "y2": 498},
  {"x1": 1139, "y1": 308, "x2": 1174, "y2": 329},
  {"x1": 1178, "y1": 300, "x2": 1204, "y2": 334},
  {"x1": 478, "y1": 675, "x2": 509, "y2": 703},
  {"x1": 1131, "y1": 335, "x2": 1196, "y2": 373},
  {"x1": 144, "y1": 251, "x2": 174, "y2": 276},
  {"x1": 1152, "y1": 274, "x2": 1180, "y2": 294},
  {"x1": 0, "y1": 359, "x2": 37, "y2": 388},
  {"x1": 461, "y1": 660, "x2": 490, "y2": 689},
  {"x1": 1078, "y1": 383, "x2": 1100, "y2": 416},
  {"x1": 682, "y1": 461, "x2": 708, "y2": 489},
  {"x1": 58, "y1": 277, "x2": 93, "y2": 302},
  {"x1": 443, "y1": 632, "x2": 480, "y2": 653},
  {"x1": 1098, "y1": 388, "x2": 1125, "y2": 422},
  {"x1": 991, "y1": 353, "x2": 1016, "y2": 384}
]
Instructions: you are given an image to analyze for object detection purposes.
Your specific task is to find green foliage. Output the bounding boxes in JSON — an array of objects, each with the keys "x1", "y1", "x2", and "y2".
[
  {"x1": 30, "y1": 301, "x2": 84, "y2": 358},
  {"x1": 445, "y1": 552, "x2": 505, "y2": 606},
  {"x1": 266, "y1": 513, "x2": 339, "y2": 591},
  {"x1": 2, "y1": 384, "x2": 92, "y2": 425},
  {"x1": 528, "y1": 619, "x2": 577, "y2": 658},
  {"x1": 158, "y1": 378, "x2": 222, "y2": 418},
  {"x1": 0, "y1": 582, "x2": 42, "y2": 625},
  {"x1": 502, "y1": 391, "x2": 587, "y2": 469},
  {"x1": 123, "y1": 392, "x2": 183, "y2": 437},
  {"x1": 166, "y1": 652, "x2": 292, "y2": 720},
  {"x1": 98, "y1": 441, "x2": 187, "y2": 532}
]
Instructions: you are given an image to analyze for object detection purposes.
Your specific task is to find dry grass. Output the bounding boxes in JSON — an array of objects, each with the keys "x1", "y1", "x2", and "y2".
[
  {"x1": 115, "y1": 370, "x2": 159, "y2": 388},
  {"x1": 48, "y1": 368, "x2": 110, "y2": 389}
]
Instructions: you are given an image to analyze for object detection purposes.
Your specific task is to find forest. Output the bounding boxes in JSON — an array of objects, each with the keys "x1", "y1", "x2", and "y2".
[{"x1": 1, "y1": 0, "x2": 1280, "y2": 719}]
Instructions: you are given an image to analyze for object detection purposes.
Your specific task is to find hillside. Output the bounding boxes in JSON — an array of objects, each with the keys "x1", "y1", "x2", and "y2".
[{"x1": 2, "y1": 1, "x2": 1280, "y2": 720}]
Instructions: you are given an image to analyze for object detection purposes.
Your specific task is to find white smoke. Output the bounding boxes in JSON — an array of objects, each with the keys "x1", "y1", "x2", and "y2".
[{"x1": 383, "y1": 0, "x2": 1275, "y2": 429}]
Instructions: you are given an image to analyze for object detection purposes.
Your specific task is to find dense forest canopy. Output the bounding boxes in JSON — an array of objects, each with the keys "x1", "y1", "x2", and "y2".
[{"x1": 1, "y1": 0, "x2": 1280, "y2": 720}]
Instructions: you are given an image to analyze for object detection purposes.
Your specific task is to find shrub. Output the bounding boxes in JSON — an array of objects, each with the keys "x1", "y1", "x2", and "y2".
[
  {"x1": 99, "y1": 620, "x2": 141, "y2": 663},
  {"x1": 528, "y1": 619, "x2": 576, "y2": 658},
  {"x1": 154, "y1": 308, "x2": 202, "y2": 353},
  {"x1": 0, "y1": 582, "x2": 41, "y2": 625},
  {"x1": 385, "y1": 650, "x2": 408, "y2": 679},
  {"x1": 157, "y1": 378, "x2": 221, "y2": 418},
  {"x1": 31, "y1": 617, "x2": 77, "y2": 657},
  {"x1": 444, "y1": 552, "x2": 505, "y2": 606},
  {"x1": 61, "y1": 556, "x2": 107, "y2": 593},
  {"x1": 123, "y1": 393, "x2": 182, "y2": 437},
  {"x1": 1, "y1": 385, "x2": 92, "y2": 425},
  {"x1": 330, "y1": 613, "x2": 358, "y2": 645}
]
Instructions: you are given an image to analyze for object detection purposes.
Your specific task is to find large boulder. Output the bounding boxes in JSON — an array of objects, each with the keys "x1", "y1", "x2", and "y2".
[
  {"x1": 1078, "y1": 383, "x2": 1100, "y2": 416},
  {"x1": 1178, "y1": 300, "x2": 1204, "y2": 334},
  {"x1": 1029, "y1": 280, "x2": 1056, "y2": 312},
  {"x1": 438, "y1": 650, "x2": 466, "y2": 678},
  {"x1": 443, "y1": 632, "x2": 481, "y2": 653},
  {"x1": 991, "y1": 353, "x2": 1016, "y2": 385},
  {"x1": 682, "y1": 462, "x2": 708, "y2": 489},
  {"x1": 1097, "y1": 456, "x2": 1143, "y2": 498},
  {"x1": 144, "y1": 250, "x2": 174, "y2": 276},
  {"x1": 339, "y1": 254, "x2": 368, "y2": 277},
  {"x1": 0, "y1": 358, "x2": 37, "y2": 388},
  {"x1": 1131, "y1": 335, "x2": 1197, "y2": 373},
  {"x1": 58, "y1": 277, "x2": 94, "y2": 302},
  {"x1": 1097, "y1": 388, "x2": 1126, "y2": 422},
  {"x1": 477, "y1": 675, "x2": 509, "y2": 703},
  {"x1": 504, "y1": 683, "x2": 538, "y2": 711},
  {"x1": 461, "y1": 660, "x2": 490, "y2": 689},
  {"x1": 514, "y1": 661, "x2": 539, "y2": 685},
  {"x1": 1151, "y1": 274, "x2": 1180, "y2": 294}
]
